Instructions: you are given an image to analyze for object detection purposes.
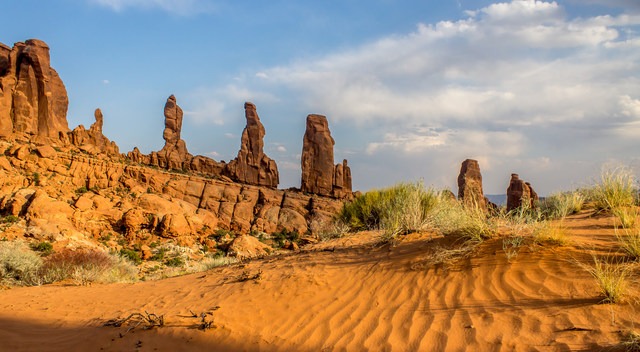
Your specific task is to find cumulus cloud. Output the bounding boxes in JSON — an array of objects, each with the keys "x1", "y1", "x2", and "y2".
[{"x1": 89, "y1": 0, "x2": 215, "y2": 15}]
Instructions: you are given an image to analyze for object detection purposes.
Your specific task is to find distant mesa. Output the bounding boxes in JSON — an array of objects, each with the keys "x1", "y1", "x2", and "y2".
[
  {"x1": 301, "y1": 114, "x2": 352, "y2": 198},
  {"x1": 506, "y1": 173, "x2": 539, "y2": 211}
]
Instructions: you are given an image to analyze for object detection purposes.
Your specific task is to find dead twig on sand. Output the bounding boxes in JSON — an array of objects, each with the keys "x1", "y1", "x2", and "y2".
[{"x1": 104, "y1": 311, "x2": 165, "y2": 336}]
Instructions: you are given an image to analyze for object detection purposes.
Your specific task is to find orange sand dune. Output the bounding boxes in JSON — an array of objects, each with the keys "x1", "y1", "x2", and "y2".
[{"x1": 1, "y1": 213, "x2": 638, "y2": 351}]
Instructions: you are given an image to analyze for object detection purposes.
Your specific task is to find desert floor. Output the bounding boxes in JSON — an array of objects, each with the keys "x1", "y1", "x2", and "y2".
[{"x1": 0, "y1": 211, "x2": 638, "y2": 352}]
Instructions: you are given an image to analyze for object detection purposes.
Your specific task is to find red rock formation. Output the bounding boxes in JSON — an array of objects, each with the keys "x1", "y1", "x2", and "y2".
[
  {"x1": 506, "y1": 174, "x2": 538, "y2": 211},
  {"x1": 224, "y1": 102, "x2": 279, "y2": 188},
  {"x1": 301, "y1": 114, "x2": 352, "y2": 198},
  {"x1": 0, "y1": 39, "x2": 69, "y2": 140},
  {"x1": 69, "y1": 109, "x2": 120, "y2": 156},
  {"x1": 457, "y1": 159, "x2": 487, "y2": 211},
  {"x1": 156, "y1": 95, "x2": 193, "y2": 170}
]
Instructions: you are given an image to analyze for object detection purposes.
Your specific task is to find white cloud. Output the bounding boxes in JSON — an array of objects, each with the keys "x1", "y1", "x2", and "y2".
[
  {"x1": 90, "y1": 0, "x2": 215, "y2": 15},
  {"x1": 276, "y1": 145, "x2": 287, "y2": 152},
  {"x1": 102, "y1": 79, "x2": 110, "y2": 85}
]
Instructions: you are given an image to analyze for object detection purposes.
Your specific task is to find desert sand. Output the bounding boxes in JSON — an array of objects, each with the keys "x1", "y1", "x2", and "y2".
[{"x1": 0, "y1": 211, "x2": 638, "y2": 352}]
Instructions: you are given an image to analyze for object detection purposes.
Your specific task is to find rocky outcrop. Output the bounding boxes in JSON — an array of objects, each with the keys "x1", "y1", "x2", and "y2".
[
  {"x1": 69, "y1": 109, "x2": 120, "y2": 156},
  {"x1": 0, "y1": 39, "x2": 69, "y2": 141},
  {"x1": 457, "y1": 159, "x2": 487, "y2": 211},
  {"x1": 301, "y1": 114, "x2": 352, "y2": 198},
  {"x1": 224, "y1": 102, "x2": 279, "y2": 188},
  {"x1": 506, "y1": 174, "x2": 539, "y2": 211}
]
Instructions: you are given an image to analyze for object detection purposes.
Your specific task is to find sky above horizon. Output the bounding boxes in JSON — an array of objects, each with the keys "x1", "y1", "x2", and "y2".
[{"x1": 3, "y1": 0, "x2": 640, "y2": 195}]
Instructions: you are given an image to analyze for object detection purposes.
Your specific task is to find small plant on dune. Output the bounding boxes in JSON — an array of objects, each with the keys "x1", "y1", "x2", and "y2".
[
  {"x1": 196, "y1": 255, "x2": 239, "y2": 271},
  {"x1": 428, "y1": 198, "x2": 494, "y2": 242},
  {"x1": 533, "y1": 222, "x2": 570, "y2": 247},
  {"x1": 590, "y1": 166, "x2": 637, "y2": 212},
  {"x1": 502, "y1": 235, "x2": 525, "y2": 261},
  {"x1": 613, "y1": 207, "x2": 638, "y2": 229},
  {"x1": 120, "y1": 248, "x2": 142, "y2": 265},
  {"x1": 621, "y1": 331, "x2": 640, "y2": 352},
  {"x1": 615, "y1": 226, "x2": 640, "y2": 260},
  {"x1": 582, "y1": 254, "x2": 631, "y2": 304}
]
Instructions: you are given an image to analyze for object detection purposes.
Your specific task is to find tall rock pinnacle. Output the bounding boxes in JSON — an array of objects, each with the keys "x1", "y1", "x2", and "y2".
[
  {"x1": 224, "y1": 102, "x2": 279, "y2": 188},
  {"x1": 301, "y1": 114, "x2": 352, "y2": 198}
]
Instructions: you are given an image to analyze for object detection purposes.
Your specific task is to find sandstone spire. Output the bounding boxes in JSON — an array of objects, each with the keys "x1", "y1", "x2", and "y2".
[
  {"x1": 457, "y1": 159, "x2": 487, "y2": 211},
  {"x1": 506, "y1": 174, "x2": 539, "y2": 211},
  {"x1": 224, "y1": 102, "x2": 279, "y2": 188},
  {"x1": 156, "y1": 95, "x2": 192, "y2": 170},
  {"x1": 301, "y1": 114, "x2": 352, "y2": 198}
]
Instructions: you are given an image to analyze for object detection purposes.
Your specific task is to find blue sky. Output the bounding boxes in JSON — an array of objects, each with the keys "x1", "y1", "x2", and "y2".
[{"x1": 3, "y1": 0, "x2": 640, "y2": 195}]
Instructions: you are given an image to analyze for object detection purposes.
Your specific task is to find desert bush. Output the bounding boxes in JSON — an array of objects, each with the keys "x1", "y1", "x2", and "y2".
[
  {"x1": 41, "y1": 249, "x2": 137, "y2": 284},
  {"x1": 339, "y1": 181, "x2": 438, "y2": 236},
  {"x1": 613, "y1": 207, "x2": 638, "y2": 229},
  {"x1": 533, "y1": 222, "x2": 570, "y2": 247},
  {"x1": 164, "y1": 257, "x2": 185, "y2": 267},
  {"x1": 31, "y1": 241, "x2": 53, "y2": 255},
  {"x1": 427, "y1": 198, "x2": 495, "y2": 242},
  {"x1": 196, "y1": 255, "x2": 239, "y2": 271},
  {"x1": 589, "y1": 166, "x2": 637, "y2": 211},
  {"x1": 540, "y1": 191, "x2": 584, "y2": 219},
  {"x1": 120, "y1": 248, "x2": 142, "y2": 265},
  {"x1": 582, "y1": 254, "x2": 631, "y2": 304},
  {"x1": 0, "y1": 241, "x2": 43, "y2": 285},
  {"x1": 0, "y1": 215, "x2": 20, "y2": 224},
  {"x1": 615, "y1": 226, "x2": 640, "y2": 260},
  {"x1": 310, "y1": 217, "x2": 350, "y2": 241}
]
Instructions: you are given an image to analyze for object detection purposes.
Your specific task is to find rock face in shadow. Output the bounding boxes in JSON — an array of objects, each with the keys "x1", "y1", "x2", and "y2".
[
  {"x1": 301, "y1": 114, "x2": 352, "y2": 199},
  {"x1": 457, "y1": 159, "x2": 487, "y2": 211},
  {"x1": 0, "y1": 39, "x2": 69, "y2": 141},
  {"x1": 224, "y1": 102, "x2": 279, "y2": 188},
  {"x1": 506, "y1": 174, "x2": 539, "y2": 211},
  {"x1": 69, "y1": 109, "x2": 120, "y2": 156}
]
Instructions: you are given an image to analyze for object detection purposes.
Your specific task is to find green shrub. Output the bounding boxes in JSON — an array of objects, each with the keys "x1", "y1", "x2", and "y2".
[
  {"x1": 613, "y1": 207, "x2": 638, "y2": 229},
  {"x1": 164, "y1": 257, "x2": 185, "y2": 267},
  {"x1": 31, "y1": 241, "x2": 53, "y2": 255},
  {"x1": 119, "y1": 248, "x2": 142, "y2": 265},
  {"x1": 32, "y1": 172, "x2": 41, "y2": 186},
  {"x1": 271, "y1": 229, "x2": 300, "y2": 248},
  {"x1": 75, "y1": 186, "x2": 89, "y2": 195},
  {"x1": 339, "y1": 181, "x2": 439, "y2": 239},
  {"x1": 1, "y1": 215, "x2": 20, "y2": 224}
]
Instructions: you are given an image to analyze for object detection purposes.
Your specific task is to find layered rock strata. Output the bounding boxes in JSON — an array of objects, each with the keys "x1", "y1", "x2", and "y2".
[
  {"x1": 457, "y1": 159, "x2": 487, "y2": 211},
  {"x1": 301, "y1": 114, "x2": 352, "y2": 198},
  {"x1": 506, "y1": 174, "x2": 539, "y2": 211},
  {"x1": 0, "y1": 39, "x2": 69, "y2": 141}
]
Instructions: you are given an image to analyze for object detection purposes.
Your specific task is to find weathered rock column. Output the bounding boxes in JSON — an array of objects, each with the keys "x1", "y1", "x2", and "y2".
[{"x1": 457, "y1": 159, "x2": 487, "y2": 211}]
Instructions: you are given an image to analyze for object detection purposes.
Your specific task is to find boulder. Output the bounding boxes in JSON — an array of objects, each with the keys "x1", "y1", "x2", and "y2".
[{"x1": 457, "y1": 159, "x2": 487, "y2": 211}]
